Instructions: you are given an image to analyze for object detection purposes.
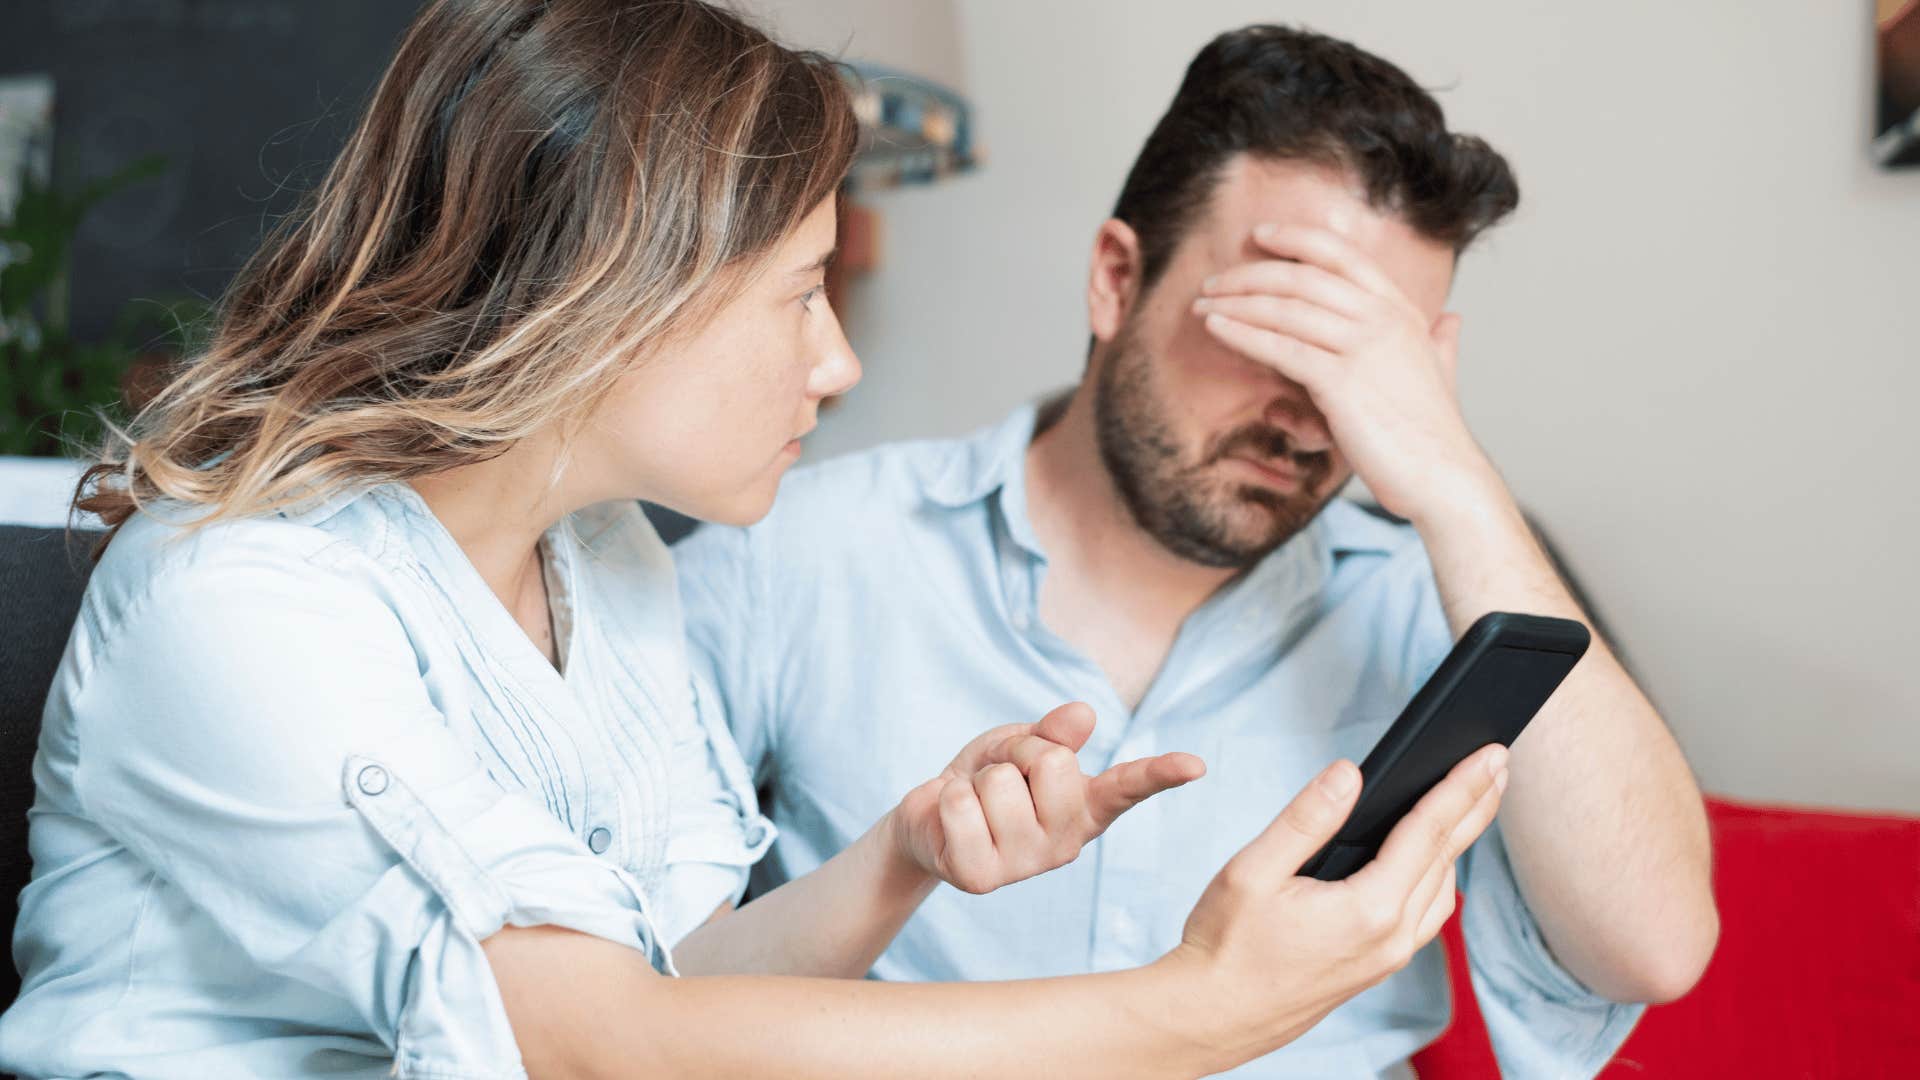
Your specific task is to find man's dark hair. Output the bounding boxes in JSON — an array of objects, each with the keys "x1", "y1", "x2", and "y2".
[{"x1": 1112, "y1": 25, "x2": 1520, "y2": 294}]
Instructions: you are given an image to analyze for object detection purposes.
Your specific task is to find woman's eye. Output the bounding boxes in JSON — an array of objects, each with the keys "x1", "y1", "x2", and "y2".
[{"x1": 799, "y1": 286, "x2": 824, "y2": 310}]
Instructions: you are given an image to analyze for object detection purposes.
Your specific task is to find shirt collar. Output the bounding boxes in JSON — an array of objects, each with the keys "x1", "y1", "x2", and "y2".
[
  {"x1": 1315, "y1": 496, "x2": 1410, "y2": 558},
  {"x1": 924, "y1": 400, "x2": 1044, "y2": 511}
]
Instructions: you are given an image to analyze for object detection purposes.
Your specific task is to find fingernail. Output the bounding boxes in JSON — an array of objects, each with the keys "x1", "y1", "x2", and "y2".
[
  {"x1": 1201, "y1": 275, "x2": 1218, "y2": 292},
  {"x1": 1495, "y1": 768, "x2": 1510, "y2": 794},
  {"x1": 1320, "y1": 762, "x2": 1358, "y2": 799},
  {"x1": 1254, "y1": 223, "x2": 1278, "y2": 240},
  {"x1": 1485, "y1": 747, "x2": 1510, "y2": 776},
  {"x1": 1192, "y1": 298, "x2": 1212, "y2": 313}
]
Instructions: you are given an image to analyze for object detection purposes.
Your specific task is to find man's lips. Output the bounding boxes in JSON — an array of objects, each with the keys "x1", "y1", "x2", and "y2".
[{"x1": 1226, "y1": 451, "x2": 1303, "y2": 489}]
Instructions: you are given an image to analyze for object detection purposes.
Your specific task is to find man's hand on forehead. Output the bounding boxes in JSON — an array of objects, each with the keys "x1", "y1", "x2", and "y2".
[{"x1": 1186, "y1": 222, "x2": 1494, "y2": 525}]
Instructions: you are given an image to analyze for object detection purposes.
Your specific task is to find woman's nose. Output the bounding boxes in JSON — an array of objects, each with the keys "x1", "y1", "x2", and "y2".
[{"x1": 809, "y1": 313, "x2": 862, "y2": 399}]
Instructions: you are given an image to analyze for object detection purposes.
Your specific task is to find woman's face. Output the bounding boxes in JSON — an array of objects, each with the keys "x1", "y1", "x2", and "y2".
[{"x1": 582, "y1": 196, "x2": 860, "y2": 525}]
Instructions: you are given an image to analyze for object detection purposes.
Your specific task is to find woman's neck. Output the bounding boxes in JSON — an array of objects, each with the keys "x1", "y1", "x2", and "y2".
[{"x1": 408, "y1": 433, "x2": 579, "y2": 622}]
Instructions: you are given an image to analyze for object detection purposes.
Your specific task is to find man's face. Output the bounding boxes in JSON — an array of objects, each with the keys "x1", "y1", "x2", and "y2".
[{"x1": 1091, "y1": 157, "x2": 1457, "y2": 568}]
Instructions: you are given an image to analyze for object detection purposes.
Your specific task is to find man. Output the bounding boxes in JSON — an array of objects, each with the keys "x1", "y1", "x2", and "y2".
[{"x1": 677, "y1": 25, "x2": 1717, "y2": 1078}]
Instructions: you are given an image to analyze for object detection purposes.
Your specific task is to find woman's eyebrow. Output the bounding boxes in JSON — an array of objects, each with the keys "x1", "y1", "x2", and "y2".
[{"x1": 789, "y1": 248, "x2": 838, "y2": 275}]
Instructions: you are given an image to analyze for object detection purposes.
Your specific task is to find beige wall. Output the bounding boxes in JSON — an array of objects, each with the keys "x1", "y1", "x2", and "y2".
[
  {"x1": 747, "y1": 0, "x2": 965, "y2": 90},
  {"x1": 775, "y1": 1, "x2": 1920, "y2": 813}
]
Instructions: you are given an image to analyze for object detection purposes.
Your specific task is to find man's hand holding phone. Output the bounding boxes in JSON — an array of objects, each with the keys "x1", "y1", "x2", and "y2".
[{"x1": 1158, "y1": 745, "x2": 1509, "y2": 1072}]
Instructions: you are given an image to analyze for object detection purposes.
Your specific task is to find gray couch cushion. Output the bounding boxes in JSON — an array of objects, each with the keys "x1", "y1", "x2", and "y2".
[{"x1": 0, "y1": 526, "x2": 101, "y2": 1007}]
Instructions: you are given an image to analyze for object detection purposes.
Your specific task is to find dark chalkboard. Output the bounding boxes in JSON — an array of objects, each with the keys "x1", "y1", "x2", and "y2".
[{"x1": 1, "y1": 0, "x2": 424, "y2": 343}]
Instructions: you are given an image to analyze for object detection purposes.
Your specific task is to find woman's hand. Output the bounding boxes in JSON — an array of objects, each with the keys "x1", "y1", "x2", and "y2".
[
  {"x1": 887, "y1": 702, "x2": 1206, "y2": 894},
  {"x1": 1157, "y1": 745, "x2": 1509, "y2": 1071}
]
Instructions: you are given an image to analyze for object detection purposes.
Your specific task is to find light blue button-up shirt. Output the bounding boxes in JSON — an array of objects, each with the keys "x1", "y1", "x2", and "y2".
[
  {"x1": 1, "y1": 482, "x2": 772, "y2": 1079},
  {"x1": 677, "y1": 403, "x2": 1644, "y2": 1079}
]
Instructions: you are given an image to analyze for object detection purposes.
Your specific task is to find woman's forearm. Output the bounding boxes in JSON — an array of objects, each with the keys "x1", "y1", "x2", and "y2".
[
  {"x1": 670, "y1": 810, "x2": 937, "y2": 978},
  {"x1": 488, "y1": 925, "x2": 1229, "y2": 1080},
  {"x1": 650, "y1": 963, "x2": 1221, "y2": 1079}
]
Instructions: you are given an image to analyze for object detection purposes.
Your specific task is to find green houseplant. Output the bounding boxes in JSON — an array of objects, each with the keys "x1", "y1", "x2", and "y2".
[{"x1": 1, "y1": 152, "x2": 208, "y2": 457}]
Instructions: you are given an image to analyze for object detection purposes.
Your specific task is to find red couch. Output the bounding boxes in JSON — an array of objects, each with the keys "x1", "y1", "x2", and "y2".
[{"x1": 1411, "y1": 797, "x2": 1920, "y2": 1078}]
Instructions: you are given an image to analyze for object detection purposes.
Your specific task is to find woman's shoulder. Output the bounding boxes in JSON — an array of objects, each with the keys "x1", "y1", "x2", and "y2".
[{"x1": 87, "y1": 492, "x2": 397, "y2": 631}]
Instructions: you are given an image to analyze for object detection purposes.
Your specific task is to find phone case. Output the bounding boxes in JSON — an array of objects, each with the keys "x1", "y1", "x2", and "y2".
[{"x1": 1300, "y1": 611, "x2": 1591, "y2": 881}]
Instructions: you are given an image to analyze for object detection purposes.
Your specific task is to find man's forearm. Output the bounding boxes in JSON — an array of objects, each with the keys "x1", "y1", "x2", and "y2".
[
  {"x1": 670, "y1": 811, "x2": 938, "y2": 978},
  {"x1": 1409, "y1": 468, "x2": 1718, "y2": 1003}
]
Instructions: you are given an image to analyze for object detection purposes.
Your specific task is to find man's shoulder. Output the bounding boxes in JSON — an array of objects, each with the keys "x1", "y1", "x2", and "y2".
[
  {"x1": 756, "y1": 412, "x2": 1020, "y2": 547},
  {"x1": 777, "y1": 432, "x2": 967, "y2": 518},
  {"x1": 1318, "y1": 497, "x2": 1429, "y2": 564},
  {"x1": 674, "y1": 425, "x2": 994, "y2": 585},
  {"x1": 1310, "y1": 499, "x2": 1452, "y2": 667}
]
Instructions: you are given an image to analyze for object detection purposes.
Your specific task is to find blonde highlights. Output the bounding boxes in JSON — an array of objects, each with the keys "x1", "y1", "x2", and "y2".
[{"x1": 78, "y1": 0, "x2": 857, "y2": 541}]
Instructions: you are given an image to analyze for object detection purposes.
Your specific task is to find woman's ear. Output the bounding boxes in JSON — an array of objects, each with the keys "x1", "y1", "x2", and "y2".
[{"x1": 1086, "y1": 218, "x2": 1143, "y2": 346}]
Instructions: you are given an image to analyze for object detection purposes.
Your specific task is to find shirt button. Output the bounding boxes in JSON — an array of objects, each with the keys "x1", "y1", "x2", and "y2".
[
  {"x1": 587, "y1": 826, "x2": 612, "y2": 854},
  {"x1": 355, "y1": 765, "x2": 389, "y2": 796}
]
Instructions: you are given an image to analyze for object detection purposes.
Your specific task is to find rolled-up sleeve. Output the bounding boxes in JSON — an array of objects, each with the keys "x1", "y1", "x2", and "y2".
[
  {"x1": 653, "y1": 670, "x2": 777, "y2": 943},
  {"x1": 1458, "y1": 824, "x2": 1645, "y2": 1076},
  {"x1": 69, "y1": 540, "x2": 670, "y2": 1078}
]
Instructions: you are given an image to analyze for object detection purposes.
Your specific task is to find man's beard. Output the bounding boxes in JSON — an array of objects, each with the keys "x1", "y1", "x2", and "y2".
[{"x1": 1093, "y1": 320, "x2": 1340, "y2": 569}]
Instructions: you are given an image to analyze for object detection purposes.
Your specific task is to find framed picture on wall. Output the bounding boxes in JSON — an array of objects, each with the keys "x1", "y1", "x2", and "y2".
[{"x1": 1878, "y1": 0, "x2": 1920, "y2": 166}]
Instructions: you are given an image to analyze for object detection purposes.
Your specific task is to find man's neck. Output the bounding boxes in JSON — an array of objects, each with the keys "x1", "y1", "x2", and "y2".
[{"x1": 1024, "y1": 387, "x2": 1239, "y2": 707}]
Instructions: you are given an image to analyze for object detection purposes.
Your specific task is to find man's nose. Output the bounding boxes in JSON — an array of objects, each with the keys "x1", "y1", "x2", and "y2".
[{"x1": 1264, "y1": 396, "x2": 1333, "y2": 454}]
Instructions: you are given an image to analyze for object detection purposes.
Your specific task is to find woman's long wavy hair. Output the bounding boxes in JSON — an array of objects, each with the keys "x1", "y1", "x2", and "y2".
[{"x1": 76, "y1": 0, "x2": 857, "y2": 546}]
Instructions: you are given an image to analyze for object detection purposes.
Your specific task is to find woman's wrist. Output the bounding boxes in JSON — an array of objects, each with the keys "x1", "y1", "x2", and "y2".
[
  {"x1": 870, "y1": 806, "x2": 942, "y2": 906},
  {"x1": 1128, "y1": 946, "x2": 1258, "y2": 1076}
]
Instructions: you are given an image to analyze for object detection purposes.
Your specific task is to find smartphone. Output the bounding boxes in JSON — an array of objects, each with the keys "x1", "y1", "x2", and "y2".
[{"x1": 1299, "y1": 611, "x2": 1590, "y2": 881}]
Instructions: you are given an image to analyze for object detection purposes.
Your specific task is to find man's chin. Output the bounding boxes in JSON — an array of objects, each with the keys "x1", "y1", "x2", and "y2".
[{"x1": 1188, "y1": 488, "x2": 1332, "y2": 559}]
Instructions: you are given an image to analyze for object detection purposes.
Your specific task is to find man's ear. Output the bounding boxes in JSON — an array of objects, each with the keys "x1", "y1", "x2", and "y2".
[{"x1": 1086, "y1": 218, "x2": 1143, "y2": 347}]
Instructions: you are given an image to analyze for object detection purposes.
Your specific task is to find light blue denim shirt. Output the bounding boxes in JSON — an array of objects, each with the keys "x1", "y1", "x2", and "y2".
[
  {"x1": 676, "y1": 403, "x2": 1645, "y2": 1079},
  {"x1": 1, "y1": 481, "x2": 773, "y2": 1079}
]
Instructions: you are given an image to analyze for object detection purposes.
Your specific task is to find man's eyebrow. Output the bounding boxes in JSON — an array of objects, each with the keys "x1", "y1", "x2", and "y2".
[{"x1": 789, "y1": 248, "x2": 838, "y2": 275}]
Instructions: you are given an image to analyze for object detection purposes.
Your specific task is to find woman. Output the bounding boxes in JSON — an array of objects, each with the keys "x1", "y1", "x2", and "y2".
[{"x1": 0, "y1": 2, "x2": 1505, "y2": 1077}]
